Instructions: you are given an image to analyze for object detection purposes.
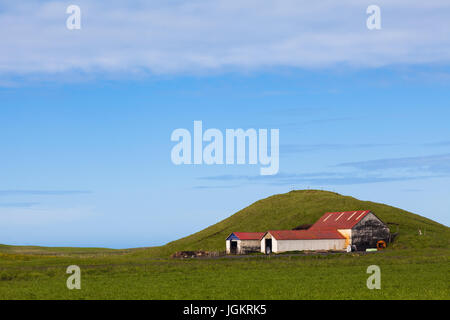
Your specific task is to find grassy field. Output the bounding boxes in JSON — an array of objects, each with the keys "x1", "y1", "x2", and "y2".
[
  {"x1": 0, "y1": 190, "x2": 449, "y2": 299},
  {"x1": 0, "y1": 248, "x2": 448, "y2": 299}
]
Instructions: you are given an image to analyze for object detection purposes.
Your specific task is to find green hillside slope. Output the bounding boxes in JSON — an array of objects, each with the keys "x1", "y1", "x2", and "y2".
[{"x1": 142, "y1": 190, "x2": 449, "y2": 257}]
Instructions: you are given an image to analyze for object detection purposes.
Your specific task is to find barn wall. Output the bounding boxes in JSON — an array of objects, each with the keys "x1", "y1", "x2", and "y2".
[
  {"x1": 351, "y1": 213, "x2": 390, "y2": 250},
  {"x1": 337, "y1": 229, "x2": 352, "y2": 247},
  {"x1": 275, "y1": 239, "x2": 346, "y2": 252},
  {"x1": 226, "y1": 240, "x2": 231, "y2": 254},
  {"x1": 237, "y1": 240, "x2": 261, "y2": 254}
]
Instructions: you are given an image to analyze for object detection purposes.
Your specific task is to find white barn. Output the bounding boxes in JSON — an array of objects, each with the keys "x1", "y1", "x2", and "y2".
[{"x1": 260, "y1": 229, "x2": 346, "y2": 254}]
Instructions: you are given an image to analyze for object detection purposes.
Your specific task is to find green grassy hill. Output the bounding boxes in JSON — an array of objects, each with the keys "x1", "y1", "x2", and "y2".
[
  {"x1": 1, "y1": 190, "x2": 448, "y2": 258},
  {"x1": 141, "y1": 190, "x2": 449, "y2": 257}
]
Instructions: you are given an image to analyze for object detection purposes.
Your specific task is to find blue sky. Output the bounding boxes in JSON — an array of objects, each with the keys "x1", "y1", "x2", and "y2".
[{"x1": 0, "y1": 1, "x2": 449, "y2": 248}]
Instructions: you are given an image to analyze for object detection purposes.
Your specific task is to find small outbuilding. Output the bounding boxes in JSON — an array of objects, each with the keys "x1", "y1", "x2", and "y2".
[{"x1": 226, "y1": 232, "x2": 265, "y2": 254}]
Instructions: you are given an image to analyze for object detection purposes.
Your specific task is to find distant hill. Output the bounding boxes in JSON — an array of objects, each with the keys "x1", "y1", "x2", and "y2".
[
  {"x1": 141, "y1": 190, "x2": 449, "y2": 257},
  {"x1": 1, "y1": 190, "x2": 448, "y2": 258}
]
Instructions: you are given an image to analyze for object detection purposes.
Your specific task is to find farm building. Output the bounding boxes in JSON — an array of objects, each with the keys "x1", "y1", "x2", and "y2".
[
  {"x1": 260, "y1": 210, "x2": 390, "y2": 254},
  {"x1": 261, "y1": 229, "x2": 346, "y2": 254},
  {"x1": 226, "y1": 232, "x2": 265, "y2": 254},
  {"x1": 308, "y1": 210, "x2": 390, "y2": 251}
]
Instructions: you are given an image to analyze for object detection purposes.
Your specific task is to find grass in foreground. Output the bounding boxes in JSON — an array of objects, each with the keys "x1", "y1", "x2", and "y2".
[{"x1": 0, "y1": 247, "x2": 448, "y2": 299}]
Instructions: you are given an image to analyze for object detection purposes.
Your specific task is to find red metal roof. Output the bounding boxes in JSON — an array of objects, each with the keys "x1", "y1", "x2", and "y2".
[
  {"x1": 267, "y1": 229, "x2": 345, "y2": 240},
  {"x1": 309, "y1": 211, "x2": 371, "y2": 230},
  {"x1": 229, "y1": 210, "x2": 372, "y2": 241},
  {"x1": 233, "y1": 232, "x2": 265, "y2": 240}
]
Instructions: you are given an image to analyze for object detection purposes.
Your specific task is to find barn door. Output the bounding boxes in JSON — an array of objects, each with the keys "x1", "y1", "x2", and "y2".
[
  {"x1": 265, "y1": 239, "x2": 272, "y2": 254},
  {"x1": 230, "y1": 241, "x2": 238, "y2": 254}
]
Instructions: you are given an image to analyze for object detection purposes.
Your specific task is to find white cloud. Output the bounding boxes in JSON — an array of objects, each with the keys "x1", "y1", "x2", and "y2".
[{"x1": 0, "y1": 0, "x2": 449, "y2": 78}]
